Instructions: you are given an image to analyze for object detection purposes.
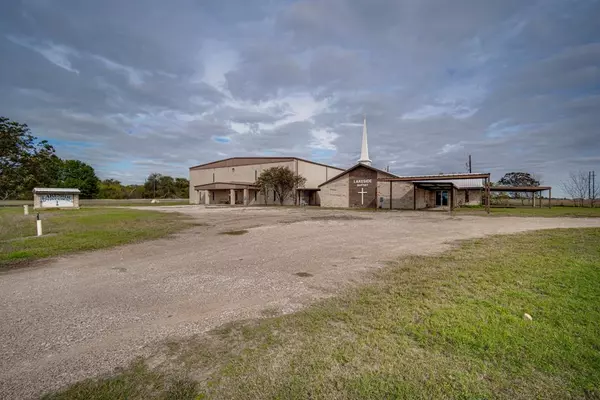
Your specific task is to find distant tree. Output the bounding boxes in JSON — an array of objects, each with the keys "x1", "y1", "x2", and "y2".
[
  {"x1": 561, "y1": 171, "x2": 595, "y2": 207},
  {"x1": 144, "y1": 173, "x2": 162, "y2": 198},
  {"x1": 175, "y1": 177, "x2": 190, "y2": 198},
  {"x1": 143, "y1": 173, "x2": 187, "y2": 198},
  {"x1": 0, "y1": 116, "x2": 59, "y2": 200},
  {"x1": 125, "y1": 184, "x2": 145, "y2": 199},
  {"x1": 99, "y1": 179, "x2": 126, "y2": 199},
  {"x1": 255, "y1": 166, "x2": 306, "y2": 205},
  {"x1": 498, "y1": 172, "x2": 540, "y2": 187},
  {"x1": 56, "y1": 159, "x2": 100, "y2": 198},
  {"x1": 497, "y1": 172, "x2": 540, "y2": 205}
]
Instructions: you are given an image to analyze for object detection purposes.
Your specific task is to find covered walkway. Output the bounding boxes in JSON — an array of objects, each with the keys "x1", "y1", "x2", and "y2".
[{"x1": 194, "y1": 182, "x2": 258, "y2": 205}]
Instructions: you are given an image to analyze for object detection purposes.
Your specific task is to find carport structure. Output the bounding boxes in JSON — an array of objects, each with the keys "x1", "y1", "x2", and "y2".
[
  {"x1": 381, "y1": 173, "x2": 493, "y2": 213},
  {"x1": 490, "y1": 186, "x2": 553, "y2": 208}
]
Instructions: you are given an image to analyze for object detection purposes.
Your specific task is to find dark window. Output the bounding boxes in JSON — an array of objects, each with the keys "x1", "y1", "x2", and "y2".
[
  {"x1": 254, "y1": 191, "x2": 257, "y2": 201},
  {"x1": 465, "y1": 190, "x2": 470, "y2": 203},
  {"x1": 212, "y1": 173, "x2": 215, "y2": 182},
  {"x1": 212, "y1": 192, "x2": 215, "y2": 201},
  {"x1": 254, "y1": 170, "x2": 257, "y2": 180}
]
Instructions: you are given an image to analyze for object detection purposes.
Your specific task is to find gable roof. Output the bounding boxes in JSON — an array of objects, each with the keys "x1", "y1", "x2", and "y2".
[
  {"x1": 318, "y1": 163, "x2": 397, "y2": 187},
  {"x1": 189, "y1": 157, "x2": 345, "y2": 171}
]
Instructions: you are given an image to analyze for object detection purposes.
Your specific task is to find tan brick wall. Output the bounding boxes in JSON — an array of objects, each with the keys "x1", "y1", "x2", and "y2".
[
  {"x1": 320, "y1": 175, "x2": 349, "y2": 208},
  {"x1": 455, "y1": 189, "x2": 483, "y2": 206},
  {"x1": 377, "y1": 181, "x2": 415, "y2": 209},
  {"x1": 415, "y1": 188, "x2": 435, "y2": 209}
]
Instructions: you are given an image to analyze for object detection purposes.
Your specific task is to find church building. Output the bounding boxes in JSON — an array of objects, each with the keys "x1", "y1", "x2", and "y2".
[
  {"x1": 318, "y1": 118, "x2": 489, "y2": 209},
  {"x1": 189, "y1": 117, "x2": 489, "y2": 209}
]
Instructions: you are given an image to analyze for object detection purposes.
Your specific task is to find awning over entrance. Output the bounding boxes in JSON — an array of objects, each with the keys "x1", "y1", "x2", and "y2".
[
  {"x1": 194, "y1": 182, "x2": 258, "y2": 190},
  {"x1": 412, "y1": 181, "x2": 456, "y2": 191}
]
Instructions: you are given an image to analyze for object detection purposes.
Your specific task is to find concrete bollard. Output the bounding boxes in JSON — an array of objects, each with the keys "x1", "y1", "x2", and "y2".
[
  {"x1": 36, "y1": 213, "x2": 42, "y2": 236},
  {"x1": 23, "y1": 205, "x2": 29, "y2": 215}
]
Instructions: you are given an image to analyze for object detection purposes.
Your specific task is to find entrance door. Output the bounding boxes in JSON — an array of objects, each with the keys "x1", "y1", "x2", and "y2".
[{"x1": 435, "y1": 191, "x2": 449, "y2": 206}]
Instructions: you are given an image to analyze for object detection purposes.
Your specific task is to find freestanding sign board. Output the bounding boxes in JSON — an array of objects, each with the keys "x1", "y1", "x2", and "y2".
[{"x1": 33, "y1": 188, "x2": 81, "y2": 210}]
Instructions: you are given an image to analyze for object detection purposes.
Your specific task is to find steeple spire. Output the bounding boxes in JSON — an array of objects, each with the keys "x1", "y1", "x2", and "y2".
[{"x1": 358, "y1": 115, "x2": 372, "y2": 166}]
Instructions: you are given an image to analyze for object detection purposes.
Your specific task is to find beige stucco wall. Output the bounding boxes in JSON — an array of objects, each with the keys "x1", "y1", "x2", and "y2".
[
  {"x1": 189, "y1": 161, "x2": 295, "y2": 203},
  {"x1": 297, "y1": 161, "x2": 344, "y2": 189},
  {"x1": 189, "y1": 160, "x2": 342, "y2": 205},
  {"x1": 319, "y1": 175, "x2": 349, "y2": 208}
]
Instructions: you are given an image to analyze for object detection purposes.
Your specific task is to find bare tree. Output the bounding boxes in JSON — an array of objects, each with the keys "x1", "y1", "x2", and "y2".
[
  {"x1": 591, "y1": 171, "x2": 598, "y2": 207},
  {"x1": 561, "y1": 171, "x2": 588, "y2": 207}
]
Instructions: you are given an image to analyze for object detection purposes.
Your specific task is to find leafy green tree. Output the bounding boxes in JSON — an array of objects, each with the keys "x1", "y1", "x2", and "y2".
[
  {"x1": 57, "y1": 159, "x2": 100, "y2": 198},
  {"x1": 0, "y1": 116, "x2": 59, "y2": 200},
  {"x1": 175, "y1": 177, "x2": 190, "y2": 198},
  {"x1": 99, "y1": 179, "x2": 127, "y2": 199},
  {"x1": 255, "y1": 166, "x2": 306, "y2": 205},
  {"x1": 143, "y1": 173, "x2": 188, "y2": 198},
  {"x1": 498, "y1": 172, "x2": 541, "y2": 204}
]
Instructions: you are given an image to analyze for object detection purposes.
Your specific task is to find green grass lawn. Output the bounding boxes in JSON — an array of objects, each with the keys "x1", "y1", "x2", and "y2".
[
  {"x1": 44, "y1": 228, "x2": 600, "y2": 400},
  {"x1": 456, "y1": 206, "x2": 600, "y2": 217},
  {"x1": 0, "y1": 207, "x2": 192, "y2": 267}
]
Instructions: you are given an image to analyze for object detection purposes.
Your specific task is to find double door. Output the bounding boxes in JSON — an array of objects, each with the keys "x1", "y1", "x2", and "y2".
[{"x1": 435, "y1": 190, "x2": 449, "y2": 207}]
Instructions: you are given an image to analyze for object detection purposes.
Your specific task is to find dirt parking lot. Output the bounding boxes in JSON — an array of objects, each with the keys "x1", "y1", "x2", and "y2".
[{"x1": 2, "y1": 206, "x2": 600, "y2": 399}]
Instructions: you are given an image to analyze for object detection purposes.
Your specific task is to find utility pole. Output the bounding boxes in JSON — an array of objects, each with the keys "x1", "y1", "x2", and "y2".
[
  {"x1": 593, "y1": 171, "x2": 596, "y2": 208},
  {"x1": 466, "y1": 155, "x2": 472, "y2": 173}
]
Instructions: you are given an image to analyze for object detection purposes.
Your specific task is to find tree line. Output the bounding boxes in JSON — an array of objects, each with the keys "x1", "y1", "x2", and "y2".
[{"x1": 1, "y1": 116, "x2": 188, "y2": 200}]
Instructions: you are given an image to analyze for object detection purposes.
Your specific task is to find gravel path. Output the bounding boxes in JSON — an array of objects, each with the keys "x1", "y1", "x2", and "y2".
[{"x1": 1, "y1": 206, "x2": 599, "y2": 399}]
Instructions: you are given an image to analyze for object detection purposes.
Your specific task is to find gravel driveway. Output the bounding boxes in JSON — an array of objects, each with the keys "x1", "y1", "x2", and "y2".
[{"x1": 2, "y1": 206, "x2": 600, "y2": 399}]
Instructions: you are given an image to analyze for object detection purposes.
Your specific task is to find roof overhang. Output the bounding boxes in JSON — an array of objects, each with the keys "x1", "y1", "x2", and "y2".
[
  {"x1": 490, "y1": 186, "x2": 551, "y2": 192},
  {"x1": 32, "y1": 187, "x2": 81, "y2": 194},
  {"x1": 379, "y1": 173, "x2": 490, "y2": 182},
  {"x1": 194, "y1": 182, "x2": 258, "y2": 190},
  {"x1": 413, "y1": 182, "x2": 456, "y2": 191}
]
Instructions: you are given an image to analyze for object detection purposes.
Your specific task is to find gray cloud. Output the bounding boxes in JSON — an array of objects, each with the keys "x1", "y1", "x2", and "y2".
[{"x1": 0, "y1": 0, "x2": 599, "y2": 196}]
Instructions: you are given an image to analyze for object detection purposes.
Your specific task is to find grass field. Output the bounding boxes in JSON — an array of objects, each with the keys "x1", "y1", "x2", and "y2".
[
  {"x1": 0, "y1": 207, "x2": 192, "y2": 267},
  {"x1": 456, "y1": 206, "x2": 600, "y2": 217},
  {"x1": 44, "y1": 228, "x2": 600, "y2": 400}
]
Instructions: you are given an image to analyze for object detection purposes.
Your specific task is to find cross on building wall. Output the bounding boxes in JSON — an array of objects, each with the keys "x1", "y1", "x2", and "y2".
[{"x1": 358, "y1": 188, "x2": 367, "y2": 205}]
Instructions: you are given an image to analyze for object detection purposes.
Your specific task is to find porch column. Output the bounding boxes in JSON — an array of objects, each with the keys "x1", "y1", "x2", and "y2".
[
  {"x1": 204, "y1": 190, "x2": 210, "y2": 205},
  {"x1": 243, "y1": 188, "x2": 249, "y2": 206},
  {"x1": 230, "y1": 189, "x2": 235, "y2": 205}
]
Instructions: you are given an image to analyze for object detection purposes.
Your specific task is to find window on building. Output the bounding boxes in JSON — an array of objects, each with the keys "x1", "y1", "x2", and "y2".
[
  {"x1": 232, "y1": 167, "x2": 235, "y2": 172},
  {"x1": 465, "y1": 190, "x2": 470, "y2": 203},
  {"x1": 254, "y1": 170, "x2": 257, "y2": 180},
  {"x1": 212, "y1": 192, "x2": 215, "y2": 201},
  {"x1": 212, "y1": 173, "x2": 215, "y2": 182}
]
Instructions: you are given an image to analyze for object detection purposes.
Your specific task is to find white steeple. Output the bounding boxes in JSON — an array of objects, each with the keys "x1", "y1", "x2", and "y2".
[{"x1": 358, "y1": 115, "x2": 372, "y2": 166}]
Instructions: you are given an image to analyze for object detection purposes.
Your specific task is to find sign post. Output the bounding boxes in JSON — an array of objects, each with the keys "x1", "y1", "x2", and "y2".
[{"x1": 36, "y1": 213, "x2": 42, "y2": 237}]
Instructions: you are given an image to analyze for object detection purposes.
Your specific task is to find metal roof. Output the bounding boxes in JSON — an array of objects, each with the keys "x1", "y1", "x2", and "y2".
[
  {"x1": 413, "y1": 178, "x2": 486, "y2": 189},
  {"x1": 379, "y1": 172, "x2": 490, "y2": 182},
  {"x1": 32, "y1": 188, "x2": 81, "y2": 194}
]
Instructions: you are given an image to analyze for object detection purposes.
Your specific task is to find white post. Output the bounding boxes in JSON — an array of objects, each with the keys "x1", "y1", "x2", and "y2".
[
  {"x1": 36, "y1": 214, "x2": 42, "y2": 236},
  {"x1": 23, "y1": 205, "x2": 29, "y2": 215}
]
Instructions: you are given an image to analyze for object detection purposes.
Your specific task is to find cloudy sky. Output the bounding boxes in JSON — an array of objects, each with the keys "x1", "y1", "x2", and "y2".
[{"x1": 1, "y1": 0, "x2": 599, "y2": 194}]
